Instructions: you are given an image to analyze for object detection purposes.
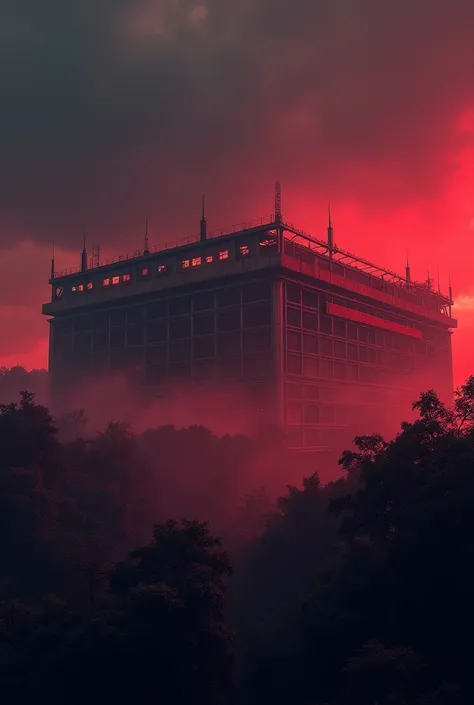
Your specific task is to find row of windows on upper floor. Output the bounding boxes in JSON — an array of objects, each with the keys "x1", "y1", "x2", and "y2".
[
  {"x1": 285, "y1": 284, "x2": 450, "y2": 345},
  {"x1": 57, "y1": 234, "x2": 278, "y2": 299},
  {"x1": 286, "y1": 306, "x2": 450, "y2": 349},
  {"x1": 286, "y1": 330, "x2": 450, "y2": 361},
  {"x1": 284, "y1": 353, "x2": 445, "y2": 383},
  {"x1": 54, "y1": 282, "x2": 273, "y2": 333},
  {"x1": 56, "y1": 326, "x2": 273, "y2": 358}
]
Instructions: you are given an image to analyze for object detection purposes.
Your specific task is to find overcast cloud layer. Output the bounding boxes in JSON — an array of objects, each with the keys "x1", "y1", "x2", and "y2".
[
  {"x1": 2, "y1": 0, "x2": 474, "y2": 372},
  {"x1": 1, "y1": 0, "x2": 474, "y2": 247}
]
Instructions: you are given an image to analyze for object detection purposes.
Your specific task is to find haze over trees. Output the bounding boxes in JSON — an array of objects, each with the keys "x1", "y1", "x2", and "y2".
[{"x1": 0, "y1": 368, "x2": 472, "y2": 703}]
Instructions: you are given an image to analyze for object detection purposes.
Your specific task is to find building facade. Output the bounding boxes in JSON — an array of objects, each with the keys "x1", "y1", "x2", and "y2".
[{"x1": 43, "y1": 213, "x2": 457, "y2": 455}]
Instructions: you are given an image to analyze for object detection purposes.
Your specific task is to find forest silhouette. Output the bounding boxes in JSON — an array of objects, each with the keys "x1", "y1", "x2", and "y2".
[{"x1": 0, "y1": 366, "x2": 471, "y2": 704}]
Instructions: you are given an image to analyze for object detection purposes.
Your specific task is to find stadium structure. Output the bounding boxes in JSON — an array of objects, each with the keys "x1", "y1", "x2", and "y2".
[{"x1": 43, "y1": 185, "x2": 457, "y2": 455}]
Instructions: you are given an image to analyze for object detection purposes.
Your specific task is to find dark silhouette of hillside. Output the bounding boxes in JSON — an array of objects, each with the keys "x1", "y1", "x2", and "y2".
[{"x1": 0, "y1": 373, "x2": 472, "y2": 704}]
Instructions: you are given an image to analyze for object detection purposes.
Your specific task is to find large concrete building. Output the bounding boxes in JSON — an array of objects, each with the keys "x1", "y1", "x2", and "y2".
[{"x1": 43, "y1": 193, "x2": 456, "y2": 456}]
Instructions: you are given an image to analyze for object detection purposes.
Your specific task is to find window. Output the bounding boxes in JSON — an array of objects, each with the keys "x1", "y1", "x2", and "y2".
[
  {"x1": 181, "y1": 259, "x2": 190, "y2": 269},
  {"x1": 302, "y1": 289, "x2": 318, "y2": 309},
  {"x1": 110, "y1": 309, "x2": 126, "y2": 326},
  {"x1": 194, "y1": 291, "x2": 214, "y2": 311},
  {"x1": 288, "y1": 401, "x2": 303, "y2": 425},
  {"x1": 303, "y1": 356, "x2": 318, "y2": 377},
  {"x1": 110, "y1": 328, "x2": 125, "y2": 348},
  {"x1": 77, "y1": 284, "x2": 84, "y2": 292},
  {"x1": 170, "y1": 318, "x2": 191, "y2": 340},
  {"x1": 123, "y1": 273, "x2": 131, "y2": 283},
  {"x1": 239, "y1": 245, "x2": 249, "y2": 256},
  {"x1": 217, "y1": 330, "x2": 241, "y2": 356},
  {"x1": 259, "y1": 235, "x2": 277, "y2": 247},
  {"x1": 287, "y1": 306, "x2": 301, "y2": 328},
  {"x1": 303, "y1": 334, "x2": 318, "y2": 355},
  {"x1": 304, "y1": 404, "x2": 319, "y2": 425},
  {"x1": 127, "y1": 324, "x2": 144, "y2": 346},
  {"x1": 170, "y1": 340, "x2": 191, "y2": 362},
  {"x1": 320, "y1": 315, "x2": 332, "y2": 334},
  {"x1": 219, "y1": 249, "x2": 229, "y2": 260},
  {"x1": 287, "y1": 354, "x2": 302, "y2": 375},
  {"x1": 286, "y1": 283, "x2": 300, "y2": 304},
  {"x1": 217, "y1": 307, "x2": 241, "y2": 331},
  {"x1": 127, "y1": 306, "x2": 144, "y2": 323},
  {"x1": 112, "y1": 276, "x2": 120, "y2": 285},
  {"x1": 147, "y1": 301, "x2": 167, "y2": 319},
  {"x1": 205, "y1": 255, "x2": 213, "y2": 264},
  {"x1": 217, "y1": 287, "x2": 240, "y2": 307},
  {"x1": 147, "y1": 320, "x2": 167, "y2": 343},
  {"x1": 243, "y1": 327, "x2": 271, "y2": 352},
  {"x1": 194, "y1": 313, "x2": 214, "y2": 336},
  {"x1": 320, "y1": 336, "x2": 333, "y2": 357},
  {"x1": 216, "y1": 356, "x2": 241, "y2": 379},
  {"x1": 287, "y1": 330, "x2": 301, "y2": 352},
  {"x1": 158, "y1": 264, "x2": 168, "y2": 273},
  {"x1": 192, "y1": 257, "x2": 202, "y2": 267},
  {"x1": 334, "y1": 318, "x2": 346, "y2": 338},
  {"x1": 140, "y1": 267, "x2": 150, "y2": 277},
  {"x1": 302, "y1": 311, "x2": 318, "y2": 331},
  {"x1": 103, "y1": 278, "x2": 110, "y2": 287},
  {"x1": 193, "y1": 336, "x2": 215, "y2": 359},
  {"x1": 319, "y1": 359, "x2": 333, "y2": 378},
  {"x1": 87, "y1": 282, "x2": 93, "y2": 291},
  {"x1": 243, "y1": 354, "x2": 271, "y2": 380},
  {"x1": 146, "y1": 345, "x2": 167, "y2": 366},
  {"x1": 334, "y1": 340, "x2": 346, "y2": 359},
  {"x1": 242, "y1": 281, "x2": 271, "y2": 303},
  {"x1": 170, "y1": 297, "x2": 191, "y2": 315},
  {"x1": 243, "y1": 302, "x2": 271, "y2": 328}
]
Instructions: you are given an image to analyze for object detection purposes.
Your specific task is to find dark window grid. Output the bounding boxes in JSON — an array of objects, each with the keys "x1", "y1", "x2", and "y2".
[{"x1": 192, "y1": 312, "x2": 216, "y2": 337}]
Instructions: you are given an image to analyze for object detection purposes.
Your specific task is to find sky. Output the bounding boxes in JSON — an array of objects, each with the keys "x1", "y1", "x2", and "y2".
[{"x1": 1, "y1": 0, "x2": 474, "y2": 385}]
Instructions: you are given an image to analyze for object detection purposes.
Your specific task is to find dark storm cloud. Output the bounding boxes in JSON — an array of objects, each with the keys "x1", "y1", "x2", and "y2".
[{"x1": 1, "y1": 0, "x2": 474, "y2": 248}]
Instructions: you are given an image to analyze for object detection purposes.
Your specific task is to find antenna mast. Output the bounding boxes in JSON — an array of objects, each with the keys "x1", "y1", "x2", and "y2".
[
  {"x1": 274, "y1": 181, "x2": 282, "y2": 223},
  {"x1": 200, "y1": 194, "x2": 207, "y2": 241},
  {"x1": 144, "y1": 217, "x2": 150, "y2": 254},
  {"x1": 327, "y1": 204, "x2": 334, "y2": 259}
]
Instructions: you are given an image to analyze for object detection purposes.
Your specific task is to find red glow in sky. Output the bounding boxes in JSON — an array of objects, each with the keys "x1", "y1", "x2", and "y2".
[{"x1": 1, "y1": 1, "x2": 474, "y2": 391}]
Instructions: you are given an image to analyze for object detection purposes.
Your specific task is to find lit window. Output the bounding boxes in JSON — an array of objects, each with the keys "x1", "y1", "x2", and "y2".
[
  {"x1": 87, "y1": 282, "x2": 93, "y2": 290},
  {"x1": 71, "y1": 286, "x2": 77, "y2": 292},
  {"x1": 112, "y1": 276, "x2": 120, "y2": 285},
  {"x1": 259, "y1": 237, "x2": 277, "y2": 247},
  {"x1": 77, "y1": 284, "x2": 84, "y2": 292},
  {"x1": 219, "y1": 250, "x2": 229, "y2": 260},
  {"x1": 158, "y1": 264, "x2": 167, "y2": 273},
  {"x1": 206, "y1": 255, "x2": 213, "y2": 264},
  {"x1": 141, "y1": 267, "x2": 150, "y2": 276},
  {"x1": 103, "y1": 278, "x2": 110, "y2": 287},
  {"x1": 123, "y1": 273, "x2": 131, "y2": 283},
  {"x1": 240, "y1": 245, "x2": 249, "y2": 256},
  {"x1": 192, "y1": 257, "x2": 202, "y2": 267},
  {"x1": 181, "y1": 259, "x2": 190, "y2": 269}
]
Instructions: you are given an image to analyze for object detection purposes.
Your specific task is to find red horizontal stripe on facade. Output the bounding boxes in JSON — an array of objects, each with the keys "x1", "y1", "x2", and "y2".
[{"x1": 327, "y1": 302, "x2": 423, "y2": 339}]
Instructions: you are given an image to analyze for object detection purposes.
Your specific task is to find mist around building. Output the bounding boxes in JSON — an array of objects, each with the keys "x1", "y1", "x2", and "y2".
[{"x1": 0, "y1": 192, "x2": 466, "y2": 704}]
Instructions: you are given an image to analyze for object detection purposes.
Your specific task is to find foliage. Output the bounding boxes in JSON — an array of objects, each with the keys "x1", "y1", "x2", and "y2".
[{"x1": 0, "y1": 377, "x2": 474, "y2": 703}]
